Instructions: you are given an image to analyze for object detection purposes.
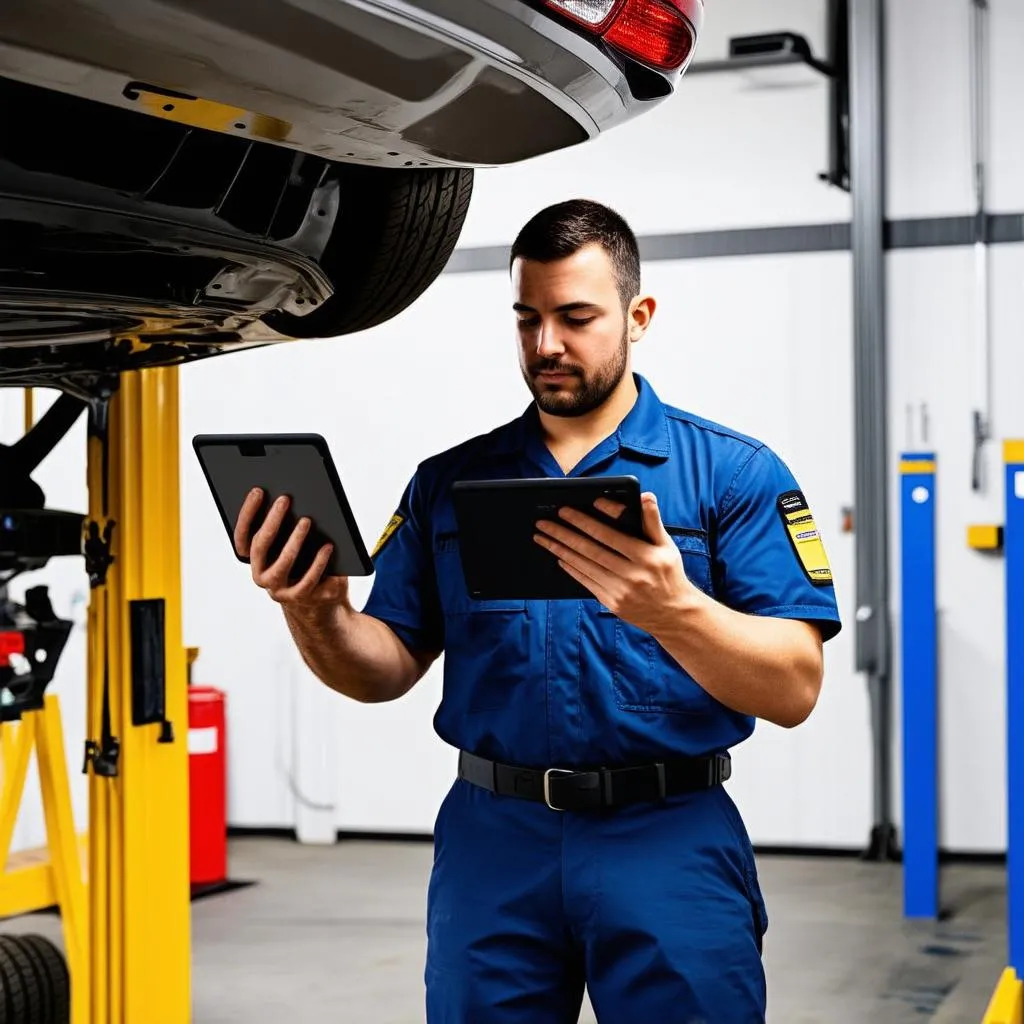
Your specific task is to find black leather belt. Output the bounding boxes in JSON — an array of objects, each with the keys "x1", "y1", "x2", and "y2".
[{"x1": 457, "y1": 750, "x2": 731, "y2": 812}]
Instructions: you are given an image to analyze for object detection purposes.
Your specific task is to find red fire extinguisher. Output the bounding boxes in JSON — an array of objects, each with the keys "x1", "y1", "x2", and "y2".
[{"x1": 188, "y1": 682, "x2": 227, "y2": 886}]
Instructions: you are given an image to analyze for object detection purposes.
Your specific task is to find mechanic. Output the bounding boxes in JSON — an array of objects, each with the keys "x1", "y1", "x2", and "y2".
[{"x1": 234, "y1": 199, "x2": 842, "y2": 1023}]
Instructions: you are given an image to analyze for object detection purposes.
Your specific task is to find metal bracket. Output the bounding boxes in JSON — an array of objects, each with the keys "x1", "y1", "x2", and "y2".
[
  {"x1": 819, "y1": 0, "x2": 851, "y2": 193},
  {"x1": 686, "y1": 16, "x2": 849, "y2": 193},
  {"x1": 84, "y1": 520, "x2": 116, "y2": 589},
  {"x1": 82, "y1": 736, "x2": 121, "y2": 777}
]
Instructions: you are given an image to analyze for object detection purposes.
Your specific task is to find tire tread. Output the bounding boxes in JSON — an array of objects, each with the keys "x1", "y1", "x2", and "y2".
[
  {"x1": 264, "y1": 165, "x2": 474, "y2": 338},
  {"x1": 19, "y1": 935, "x2": 69, "y2": 1023},
  {"x1": 0, "y1": 938, "x2": 28, "y2": 1024}
]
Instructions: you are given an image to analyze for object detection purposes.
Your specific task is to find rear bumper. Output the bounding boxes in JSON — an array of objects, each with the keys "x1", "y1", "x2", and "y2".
[{"x1": 0, "y1": 0, "x2": 670, "y2": 167}]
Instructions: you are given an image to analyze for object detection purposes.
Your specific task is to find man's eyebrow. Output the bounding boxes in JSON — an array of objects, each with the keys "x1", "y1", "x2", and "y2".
[{"x1": 512, "y1": 301, "x2": 601, "y2": 313}]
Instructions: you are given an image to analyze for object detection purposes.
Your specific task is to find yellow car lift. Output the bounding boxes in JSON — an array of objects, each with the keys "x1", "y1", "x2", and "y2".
[
  {"x1": 2, "y1": 366, "x2": 190, "y2": 1023},
  {"x1": 983, "y1": 968, "x2": 1023, "y2": 1024},
  {"x1": 83, "y1": 366, "x2": 191, "y2": 1024}
]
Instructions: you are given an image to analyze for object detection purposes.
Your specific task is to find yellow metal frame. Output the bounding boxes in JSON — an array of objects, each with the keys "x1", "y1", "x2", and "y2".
[
  {"x1": 3, "y1": 368, "x2": 191, "y2": 1022},
  {"x1": 0, "y1": 697, "x2": 89, "y2": 1022},
  {"x1": 86, "y1": 365, "x2": 192, "y2": 1023},
  {"x1": 983, "y1": 968, "x2": 1023, "y2": 1024},
  {"x1": 7, "y1": 362, "x2": 192, "y2": 1023}
]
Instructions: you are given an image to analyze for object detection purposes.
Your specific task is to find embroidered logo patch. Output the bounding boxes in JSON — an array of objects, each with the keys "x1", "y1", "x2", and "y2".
[
  {"x1": 372, "y1": 512, "x2": 404, "y2": 558},
  {"x1": 776, "y1": 490, "x2": 833, "y2": 585}
]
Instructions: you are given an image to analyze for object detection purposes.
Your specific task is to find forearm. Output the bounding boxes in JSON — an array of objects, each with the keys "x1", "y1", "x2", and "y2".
[
  {"x1": 650, "y1": 591, "x2": 824, "y2": 728},
  {"x1": 282, "y1": 603, "x2": 432, "y2": 703}
]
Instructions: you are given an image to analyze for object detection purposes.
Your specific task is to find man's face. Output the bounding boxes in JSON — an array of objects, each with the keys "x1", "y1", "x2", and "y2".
[{"x1": 512, "y1": 243, "x2": 632, "y2": 418}]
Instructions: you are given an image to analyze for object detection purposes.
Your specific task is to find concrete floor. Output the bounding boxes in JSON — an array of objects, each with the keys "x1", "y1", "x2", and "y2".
[{"x1": 4, "y1": 836, "x2": 1008, "y2": 1022}]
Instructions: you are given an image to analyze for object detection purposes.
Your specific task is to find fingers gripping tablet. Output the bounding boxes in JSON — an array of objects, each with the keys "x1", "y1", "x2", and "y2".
[
  {"x1": 451, "y1": 475, "x2": 646, "y2": 600},
  {"x1": 192, "y1": 433, "x2": 374, "y2": 583}
]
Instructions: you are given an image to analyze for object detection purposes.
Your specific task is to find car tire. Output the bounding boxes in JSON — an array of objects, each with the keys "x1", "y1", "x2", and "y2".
[
  {"x1": 0, "y1": 937, "x2": 27, "y2": 1024},
  {"x1": 263, "y1": 164, "x2": 474, "y2": 339},
  {"x1": 18, "y1": 935, "x2": 69, "y2": 1023}
]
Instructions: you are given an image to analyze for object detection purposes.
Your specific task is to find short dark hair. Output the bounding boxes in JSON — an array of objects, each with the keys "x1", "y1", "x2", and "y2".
[{"x1": 509, "y1": 199, "x2": 641, "y2": 308}]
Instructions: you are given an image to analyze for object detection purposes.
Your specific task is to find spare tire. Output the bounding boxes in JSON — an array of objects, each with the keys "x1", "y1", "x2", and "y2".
[{"x1": 263, "y1": 164, "x2": 474, "y2": 339}]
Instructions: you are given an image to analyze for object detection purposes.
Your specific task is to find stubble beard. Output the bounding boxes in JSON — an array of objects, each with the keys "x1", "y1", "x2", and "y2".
[{"x1": 523, "y1": 326, "x2": 630, "y2": 419}]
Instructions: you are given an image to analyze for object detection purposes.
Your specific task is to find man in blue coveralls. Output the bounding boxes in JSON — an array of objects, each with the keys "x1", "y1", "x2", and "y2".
[{"x1": 235, "y1": 199, "x2": 842, "y2": 1023}]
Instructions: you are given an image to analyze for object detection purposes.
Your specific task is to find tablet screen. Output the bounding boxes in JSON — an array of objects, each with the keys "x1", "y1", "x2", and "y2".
[
  {"x1": 451, "y1": 475, "x2": 644, "y2": 600},
  {"x1": 193, "y1": 434, "x2": 374, "y2": 581}
]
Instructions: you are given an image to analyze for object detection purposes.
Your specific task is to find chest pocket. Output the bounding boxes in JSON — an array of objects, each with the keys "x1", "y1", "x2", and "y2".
[
  {"x1": 433, "y1": 531, "x2": 529, "y2": 710},
  {"x1": 601, "y1": 527, "x2": 717, "y2": 715}
]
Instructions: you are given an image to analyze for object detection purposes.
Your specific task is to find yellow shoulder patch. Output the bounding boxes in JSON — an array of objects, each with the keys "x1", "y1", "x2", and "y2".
[
  {"x1": 372, "y1": 512, "x2": 404, "y2": 558},
  {"x1": 777, "y1": 490, "x2": 833, "y2": 586}
]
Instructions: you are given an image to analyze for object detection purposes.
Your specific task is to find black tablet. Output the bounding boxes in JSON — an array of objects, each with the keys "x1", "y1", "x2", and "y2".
[
  {"x1": 450, "y1": 475, "x2": 646, "y2": 600},
  {"x1": 192, "y1": 433, "x2": 374, "y2": 583}
]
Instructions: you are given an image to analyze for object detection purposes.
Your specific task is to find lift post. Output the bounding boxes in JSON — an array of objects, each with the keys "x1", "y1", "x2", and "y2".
[
  {"x1": 1004, "y1": 441, "x2": 1024, "y2": 977},
  {"x1": 980, "y1": 439, "x2": 1024, "y2": 1023},
  {"x1": 899, "y1": 451, "x2": 939, "y2": 919},
  {"x1": 85, "y1": 365, "x2": 191, "y2": 1023}
]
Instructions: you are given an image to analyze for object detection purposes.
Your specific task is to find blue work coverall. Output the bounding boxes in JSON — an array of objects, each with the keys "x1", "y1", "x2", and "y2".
[{"x1": 364, "y1": 374, "x2": 842, "y2": 1023}]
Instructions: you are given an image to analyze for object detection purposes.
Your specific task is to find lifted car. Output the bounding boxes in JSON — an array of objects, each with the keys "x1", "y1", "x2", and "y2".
[{"x1": 0, "y1": 0, "x2": 703, "y2": 396}]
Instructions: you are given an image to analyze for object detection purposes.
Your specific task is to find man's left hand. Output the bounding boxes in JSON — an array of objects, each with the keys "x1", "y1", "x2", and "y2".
[{"x1": 534, "y1": 492, "x2": 700, "y2": 635}]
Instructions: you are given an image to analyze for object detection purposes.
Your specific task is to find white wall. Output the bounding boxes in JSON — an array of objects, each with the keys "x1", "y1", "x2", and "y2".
[
  {"x1": 885, "y1": 0, "x2": 1024, "y2": 853},
  {"x1": 1, "y1": 0, "x2": 1021, "y2": 855}
]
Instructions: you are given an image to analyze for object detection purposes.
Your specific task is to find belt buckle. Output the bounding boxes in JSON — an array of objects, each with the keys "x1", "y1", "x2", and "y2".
[{"x1": 543, "y1": 768, "x2": 573, "y2": 811}]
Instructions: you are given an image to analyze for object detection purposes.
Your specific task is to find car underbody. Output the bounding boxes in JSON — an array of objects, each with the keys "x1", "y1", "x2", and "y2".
[{"x1": 0, "y1": 0, "x2": 701, "y2": 393}]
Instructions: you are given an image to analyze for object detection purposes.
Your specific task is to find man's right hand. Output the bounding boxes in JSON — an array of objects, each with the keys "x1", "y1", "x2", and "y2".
[{"x1": 234, "y1": 487, "x2": 349, "y2": 608}]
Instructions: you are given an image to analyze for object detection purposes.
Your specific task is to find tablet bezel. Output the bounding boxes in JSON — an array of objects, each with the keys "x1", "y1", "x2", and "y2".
[
  {"x1": 192, "y1": 432, "x2": 375, "y2": 582},
  {"x1": 450, "y1": 475, "x2": 646, "y2": 601}
]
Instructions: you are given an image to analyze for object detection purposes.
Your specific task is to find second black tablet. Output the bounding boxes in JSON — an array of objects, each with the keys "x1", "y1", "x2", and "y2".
[
  {"x1": 193, "y1": 433, "x2": 374, "y2": 583},
  {"x1": 451, "y1": 475, "x2": 646, "y2": 601}
]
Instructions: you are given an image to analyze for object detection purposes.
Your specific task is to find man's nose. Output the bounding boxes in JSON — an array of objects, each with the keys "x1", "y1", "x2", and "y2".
[{"x1": 535, "y1": 323, "x2": 564, "y2": 357}]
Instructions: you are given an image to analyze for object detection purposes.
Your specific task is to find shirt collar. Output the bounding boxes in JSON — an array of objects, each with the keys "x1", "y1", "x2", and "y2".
[
  {"x1": 615, "y1": 373, "x2": 671, "y2": 459},
  {"x1": 493, "y1": 373, "x2": 671, "y2": 461}
]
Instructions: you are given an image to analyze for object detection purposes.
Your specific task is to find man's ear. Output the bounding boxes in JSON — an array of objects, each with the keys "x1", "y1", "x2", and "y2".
[{"x1": 628, "y1": 294, "x2": 657, "y2": 342}]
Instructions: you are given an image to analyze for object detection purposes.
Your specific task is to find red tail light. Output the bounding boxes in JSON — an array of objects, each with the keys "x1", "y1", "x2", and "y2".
[
  {"x1": 604, "y1": 0, "x2": 698, "y2": 71},
  {"x1": 545, "y1": 0, "x2": 702, "y2": 73},
  {"x1": 0, "y1": 631, "x2": 25, "y2": 668}
]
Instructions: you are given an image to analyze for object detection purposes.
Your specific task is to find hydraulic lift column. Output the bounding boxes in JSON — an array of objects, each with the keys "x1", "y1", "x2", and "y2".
[{"x1": 84, "y1": 365, "x2": 191, "y2": 1023}]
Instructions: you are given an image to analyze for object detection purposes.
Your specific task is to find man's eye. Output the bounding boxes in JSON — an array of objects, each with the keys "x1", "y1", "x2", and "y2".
[
  {"x1": 517, "y1": 318, "x2": 539, "y2": 329},
  {"x1": 566, "y1": 317, "x2": 595, "y2": 327}
]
